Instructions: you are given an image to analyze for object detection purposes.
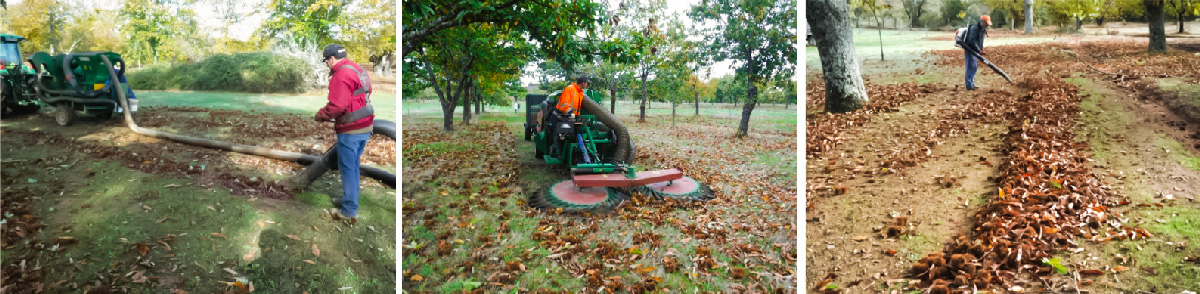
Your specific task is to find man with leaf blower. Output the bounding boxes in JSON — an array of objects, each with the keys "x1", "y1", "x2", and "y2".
[
  {"x1": 314, "y1": 44, "x2": 374, "y2": 222},
  {"x1": 959, "y1": 15, "x2": 991, "y2": 90}
]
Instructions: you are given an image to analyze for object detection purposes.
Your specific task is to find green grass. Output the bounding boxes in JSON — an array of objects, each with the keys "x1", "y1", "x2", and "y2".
[
  {"x1": 1067, "y1": 71, "x2": 1200, "y2": 292},
  {"x1": 403, "y1": 100, "x2": 797, "y2": 134},
  {"x1": 805, "y1": 28, "x2": 1058, "y2": 71},
  {"x1": 137, "y1": 91, "x2": 398, "y2": 121},
  {"x1": 1087, "y1": 206, "x2": 1200, "y2": 291},
  {"x1": 1155, "y1": 135, "x2": 1200, "y2": 171},
  {"x1": 1157, "y1": 78, "x2": 1200, "y2": 111},
  {"x1": 0, "y1": 131, "x2": 395, "y2": 293}
]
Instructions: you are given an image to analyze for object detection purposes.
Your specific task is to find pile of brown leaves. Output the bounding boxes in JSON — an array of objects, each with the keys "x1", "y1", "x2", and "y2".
[
  {"x1": 1, "y1": 186, "x2": 47, "y2": 293},
  {"x1": 910, "y1": 74, "x2": 1146, "y2": 292},
  {"x1": 806, "y1": 81, "x2": 944, "y2": 158}
]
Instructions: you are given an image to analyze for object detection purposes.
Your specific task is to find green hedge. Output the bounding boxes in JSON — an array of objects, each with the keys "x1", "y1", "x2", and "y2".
[{"x1": 127, "y1": 52, "x2": 312, "y2": 93}]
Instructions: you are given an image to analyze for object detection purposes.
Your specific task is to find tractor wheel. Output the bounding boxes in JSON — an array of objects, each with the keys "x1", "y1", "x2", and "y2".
[
  {"x1": 55, "y1": 103, "x2": 75, "y2": 126},
  {"x1": 535, "y1": 144, "x2": 544, "y2": 160},
  {"x1": 524, "y1": 126, "x2": 532, "y2": 141}
]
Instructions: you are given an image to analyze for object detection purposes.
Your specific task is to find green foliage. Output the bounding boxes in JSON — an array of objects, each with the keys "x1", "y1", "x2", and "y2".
[
  {"x1": 402, "y1": 0, "x2": 623, "y2": 72},
  {"x1": 941, "y1": 0, "x2": 968, "y2": 26},
  {"x1": 127, "y1": 52, "x2": 312, "y2": 93},
  {"x1": 1046, "y1": 0, "x2": 1104, "y2": 29},
  {"x1": 690, "y1": 0, "x2": 795, "y2": 136},
  {"x1": 256, "y1": 0, "x2": 348, "y2": 47},
  {"x1": 1165, "y1": 0, "x2": 1200, "y2": 24},
  {"x1": 337, "y1": 0, "x2": 396, "y2": 67},
  {"x1": 1041, "y1": 257, "x2": 1070, "y2": 274},
  {"x1": 1112, "y1": 0, "x2": 1148, "y2": 20},
  {"x1": 690, "y1": 0, "x2": 797, "y2": 85},
  {"x1": 984, "y1": 0, "x2": 1026, "y2": 29},
  {"x1": 0, "y1": 0, "x2": 67, "y2": 54},
  {"x1": 119, "y1": 0, "x2": 205, "y2": 64},
  {"x1": 538, "y1": 80, "x2": 571, "y2": 94},
  {"x1": 901, "y1": 0, "x2": 931, "y2": 28}
]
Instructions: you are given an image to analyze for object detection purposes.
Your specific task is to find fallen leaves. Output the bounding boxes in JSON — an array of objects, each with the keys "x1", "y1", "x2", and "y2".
[
  {"x1": 908, "y1": 48, "x2": 1154, "y2": 289},
  {"x1": 311, "y1": 244, "x2": 320, "y2": 257}
]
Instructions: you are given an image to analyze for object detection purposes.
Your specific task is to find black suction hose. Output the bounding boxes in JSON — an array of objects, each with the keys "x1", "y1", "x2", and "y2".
[
  {"x1": 579, "y1": 96, "x2": 634, "y2": 163},
  {"x1": 100, "y1": 55, "x2": 395, "y2": 189}
]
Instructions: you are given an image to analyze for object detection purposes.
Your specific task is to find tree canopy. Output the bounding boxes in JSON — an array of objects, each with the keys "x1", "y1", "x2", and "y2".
[{"x1": 690, "y1": 0, "x2": 797, "y2": 137}]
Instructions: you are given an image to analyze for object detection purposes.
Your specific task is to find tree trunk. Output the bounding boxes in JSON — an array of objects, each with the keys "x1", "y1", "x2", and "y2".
[
  {"x1": 876, "y1": 15, "x2": 885, "y2": 60},
  {"x1": 1147, "y1": 0, "x2": 1167, "y2": 52},
  {"x1": 462, "y1": 78, "x2": 473, "y2": 125},
  {"x1": 638, "y1": 69, "x2": 648, "y2": 122},
  {"x1": 736, "y1": 82, "x2": 757, "y2": 138},
  {"x1": 610, "y1": 88, "x2": 618, "y2": 114},
  {"x1": 735, "y1": 48, "x2": 757, "y2": 138},
  {"x1": 693, "y1": 80, "x2": 700, "y2": 116},
  {"x1": 809, "y1": 0, "x2": 870, "y2": 113},
  {"x1": 475, "y1": 87, "x2": 482, "y2": 114},
  {"x1": 1179, "y1": 8, "x2": 1185, "y2": 33},
  {"x1": 671, "y1": 101, "x2": 676, "y2": 128},
  {"x1": 1075, "y1": 15, "x2": 1082, "y2": 31},
  {"x1": 419, "y1": 47, "x2": 468, "y2": 132},
  {"x1": 1025, "y1": 0, "x2": 1034, "y2": 34}
]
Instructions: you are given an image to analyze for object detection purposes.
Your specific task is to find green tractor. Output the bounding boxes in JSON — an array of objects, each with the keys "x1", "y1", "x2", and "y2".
[
  {"x1": 524, "y1": 89, "x2": 714, "y2": 212},
  {"x1": 0, "y1": 33, "x2": 138, "y2": 125},
  {"x1": 1, "y1": 34, "x2": 42, "y2": 116},
  {"x1": 29, "y1": 51, "x2": 138, "y2": 126}
]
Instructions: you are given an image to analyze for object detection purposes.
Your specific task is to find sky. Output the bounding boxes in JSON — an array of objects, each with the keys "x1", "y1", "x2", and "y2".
[
  {"x1": 191, "y1": 0, "x2": 269, "y2": 41},
  {"x1": 9, "y1": 0, "x2": 266, "y2": 41}
]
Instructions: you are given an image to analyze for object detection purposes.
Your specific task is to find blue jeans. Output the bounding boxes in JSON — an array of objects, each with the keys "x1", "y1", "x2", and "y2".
[
  {"x1": 336, "y1": 133, "x2": 370, "y2": 217},
  {"x1": 965, "y1": 50, "x2": 978, "y2": 89}
]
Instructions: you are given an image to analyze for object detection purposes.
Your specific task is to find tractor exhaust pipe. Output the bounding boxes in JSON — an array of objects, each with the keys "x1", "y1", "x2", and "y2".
[{"x1": 100, "y1": 55, "x2": 395, "y2": 190}]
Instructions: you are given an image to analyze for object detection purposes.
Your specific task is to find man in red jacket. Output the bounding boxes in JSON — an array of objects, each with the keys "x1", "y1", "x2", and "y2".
[{"x1": 314, "y1": 44, "x2": 374, "y2": 221}]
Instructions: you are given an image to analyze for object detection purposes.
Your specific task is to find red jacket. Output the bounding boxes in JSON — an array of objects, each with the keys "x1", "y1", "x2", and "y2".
[{"x1": 317, "y1": 59, "x2": 374, "y2": 133}]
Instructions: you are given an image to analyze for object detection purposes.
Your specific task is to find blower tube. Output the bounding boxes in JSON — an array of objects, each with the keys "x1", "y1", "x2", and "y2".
[
  {"x1": 100, "y1": 55, "x2": 396, "y2": 189},
  {"x1": 579, "y1": 96, "x2": 635, "y2": 163}
]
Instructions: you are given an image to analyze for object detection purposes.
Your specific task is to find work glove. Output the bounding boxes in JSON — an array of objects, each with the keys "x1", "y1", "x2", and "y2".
[{"x1": 979, "y1": 52, "x2": 987, "y2": 56}]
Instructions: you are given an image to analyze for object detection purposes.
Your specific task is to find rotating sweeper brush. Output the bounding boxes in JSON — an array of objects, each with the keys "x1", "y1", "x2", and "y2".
[{"x1": 523, "y1": 90, "x2": 715, "y2": 213}]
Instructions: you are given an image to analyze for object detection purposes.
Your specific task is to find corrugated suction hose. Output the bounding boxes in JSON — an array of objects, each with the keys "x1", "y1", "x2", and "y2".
[{"x1": 100, "y1": 55, "x2": 396, "y2": 190}]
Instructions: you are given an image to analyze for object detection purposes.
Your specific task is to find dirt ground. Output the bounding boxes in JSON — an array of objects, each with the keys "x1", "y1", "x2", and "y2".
[
  {"x1": 807, "y1": 34, "x2": 1200, "y2": 293},
  {"x1": 401, "y1": 104, "x2": 796, "y2": 293},
  {"x1": 1, "y1": 105, "x2": 397, "y2": 293}
]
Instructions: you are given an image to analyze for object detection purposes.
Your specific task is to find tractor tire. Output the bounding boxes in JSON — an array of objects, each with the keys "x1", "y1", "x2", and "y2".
[
  {"x1": 55, "y1": 103, "x2": 75, "y2": 126},
  {"x1": 524, "y1": 125, "x2": 532, "y2": 141},
  {"x1": 535, "y1": 144, "x2": 544, "y2": 160}
]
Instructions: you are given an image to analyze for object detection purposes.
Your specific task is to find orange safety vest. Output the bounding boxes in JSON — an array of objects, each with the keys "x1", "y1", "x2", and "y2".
[{"x1": 556, "y1": 83, "x2": 584, "y2": 115}]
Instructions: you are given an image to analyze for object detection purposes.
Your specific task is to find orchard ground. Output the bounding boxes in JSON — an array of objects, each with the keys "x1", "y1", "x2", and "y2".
[
  {"x1": 806, "y1": 23, "x2": 1200, "y2": 292},
  {"x1": 401, "y1": 99, "x2": 797, "y2": 293},
  {"x1": 1, "y1": 72, "x2": 398, "y2": 293}
]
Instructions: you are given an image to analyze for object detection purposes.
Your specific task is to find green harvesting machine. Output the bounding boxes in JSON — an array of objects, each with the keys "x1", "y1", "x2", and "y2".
[
  {"x1": 0, "y1": 33, "x2": 138, "y2": 125},
  {"x1": 523, "y1": 89, "x2": 714, "y2": 212}
]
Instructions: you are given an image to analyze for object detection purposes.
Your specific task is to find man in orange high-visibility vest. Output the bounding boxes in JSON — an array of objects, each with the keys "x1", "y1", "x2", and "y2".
[{"x1": 556, "y1": 77, "x2": 589, "y2": 116}]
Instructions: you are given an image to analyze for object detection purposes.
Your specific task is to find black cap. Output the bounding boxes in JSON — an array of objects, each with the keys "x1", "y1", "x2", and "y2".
[{"x1": 323, "y1": 44, "x2": 347, "y2": 60}]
